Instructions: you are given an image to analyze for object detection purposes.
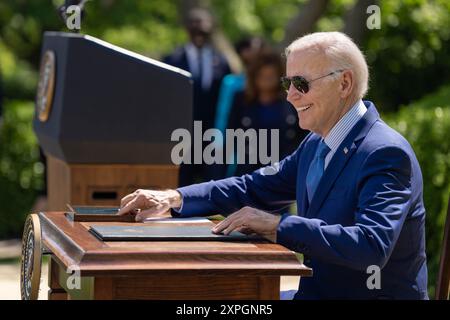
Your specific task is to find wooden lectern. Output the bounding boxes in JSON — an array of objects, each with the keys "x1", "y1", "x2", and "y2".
[
  {"x1": 41, "y1": 211, "x2": 312, "y2": 300},
  {"x1": 47, "y1": 156, "x2": 179, "y2": 210}
]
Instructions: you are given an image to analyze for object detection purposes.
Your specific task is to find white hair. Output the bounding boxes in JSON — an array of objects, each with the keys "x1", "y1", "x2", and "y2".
[{"x1": 285, "y1": 32, "x2": 369, "y2": 99}]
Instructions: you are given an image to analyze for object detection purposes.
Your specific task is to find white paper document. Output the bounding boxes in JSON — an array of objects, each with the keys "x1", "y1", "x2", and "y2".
[{"x1": 143, "y1": 217, "x2": 211, "y2": 224}]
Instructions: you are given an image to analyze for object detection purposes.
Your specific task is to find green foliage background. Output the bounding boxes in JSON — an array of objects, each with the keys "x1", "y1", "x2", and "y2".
[
  {"x1": 0, "y1": 100, "x2": 43, "y2": 238},
  {"x1": 0, "y1": 0, "x2": 449, "y2": 296},
  {"x1": 385, "y1": 86, "x2": 450, "y2": 297}
]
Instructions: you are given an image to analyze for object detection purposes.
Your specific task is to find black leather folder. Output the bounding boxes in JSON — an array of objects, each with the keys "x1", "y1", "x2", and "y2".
[
  {"x1": 65, "y1": 205, "x2": 135, "y2": 222},
  {"x1": 89, "y1": 225, "x2": 263, "y2": 241}
]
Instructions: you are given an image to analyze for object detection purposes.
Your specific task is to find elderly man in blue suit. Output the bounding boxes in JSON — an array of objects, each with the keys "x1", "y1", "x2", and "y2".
[{"x1": 118, "y1": 32, "x2": 428, "y2": 300}]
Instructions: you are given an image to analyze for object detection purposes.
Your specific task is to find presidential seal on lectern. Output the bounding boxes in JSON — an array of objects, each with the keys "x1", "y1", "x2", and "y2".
[{"x1": 20, "y1": 214, "x2": 43, "y2": 300}]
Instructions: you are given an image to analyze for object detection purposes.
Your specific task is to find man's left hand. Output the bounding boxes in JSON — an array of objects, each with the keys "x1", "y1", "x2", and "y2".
[{"x1": 212, "y1": 206, "x2": 281, "y2": 242}]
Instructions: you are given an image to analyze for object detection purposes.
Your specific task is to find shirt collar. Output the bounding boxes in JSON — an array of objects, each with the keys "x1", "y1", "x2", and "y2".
[{"x1": 324, "y1": 99, "x2": 367, "y2": 153}]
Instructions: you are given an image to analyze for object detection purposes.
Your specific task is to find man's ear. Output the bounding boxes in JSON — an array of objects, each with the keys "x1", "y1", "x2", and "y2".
[{"x1": 340, "y1": 70, "x2": 354, "y2": 99}]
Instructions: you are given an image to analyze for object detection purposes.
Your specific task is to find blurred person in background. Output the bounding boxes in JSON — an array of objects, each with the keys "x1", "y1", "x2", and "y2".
[
  {"x1": 163, "y1": 8, "x2": 231, "y2": 185},
  {"x1": 226, "y1": 50, "x2": 309, "y2": 177},
  {"x1": 214, "y1": 36, "x2": 266, "y2": 135},
  {"x1": 208, "y1": 36, "x2": 267, "y2": 180}
]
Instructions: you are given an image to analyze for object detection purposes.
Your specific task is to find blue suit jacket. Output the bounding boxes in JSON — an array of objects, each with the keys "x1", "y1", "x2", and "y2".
[{"x1": 176, "y1": 101, "x2": 428, "y2": 299}]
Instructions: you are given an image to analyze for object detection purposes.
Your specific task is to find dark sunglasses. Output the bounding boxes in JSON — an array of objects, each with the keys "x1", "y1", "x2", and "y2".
[{"x1": 280, "y1": 69, "x2": 344, "y2": 94}]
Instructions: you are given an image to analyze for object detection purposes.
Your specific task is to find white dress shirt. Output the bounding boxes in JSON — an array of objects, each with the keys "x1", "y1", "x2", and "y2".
[
  {"x1": 323, "y1": 99, "x2": 367, "y2": 169},
  {"x1": 185, "y1": 43, "x2": 213, "y2": 90}
]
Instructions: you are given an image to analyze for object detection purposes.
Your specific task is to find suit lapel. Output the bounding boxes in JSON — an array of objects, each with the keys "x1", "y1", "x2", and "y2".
[
  {"x1": 305, "y1": 102, "x2": 380, "y2": 218},
  {"x1": 180, "y1": 48, "x2": 190, "y2": 73}
]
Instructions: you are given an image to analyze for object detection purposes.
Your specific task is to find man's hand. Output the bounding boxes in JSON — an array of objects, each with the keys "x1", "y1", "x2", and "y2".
[
  {"x1": 117, "y1": 189, "x2": 182, "y2": 221},
  {"x1": 212, "y1": 206, "x2": 282, "y2": 242}
]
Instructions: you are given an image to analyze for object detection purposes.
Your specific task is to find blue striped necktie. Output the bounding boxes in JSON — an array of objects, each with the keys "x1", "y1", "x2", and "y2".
[{"x1": 306, "y1": 140, "x2": 330, "y2": 202}]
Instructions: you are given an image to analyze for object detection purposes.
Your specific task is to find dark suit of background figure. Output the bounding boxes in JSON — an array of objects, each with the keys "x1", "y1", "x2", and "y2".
[
  {"x1": 163, "y1": 47, "x2": 230, "y2": 131},
  {"x1": 163, "y1": 8, "x2": 231, "y2": 186},
  {"x1": 163, "y1": 46, "x2": 230, "y2": 186},
  {"x1": 227, "y1": 91, "x2": 308, "y2": 177}
]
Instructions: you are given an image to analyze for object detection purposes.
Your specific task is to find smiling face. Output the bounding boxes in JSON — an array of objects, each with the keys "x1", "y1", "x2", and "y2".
[{"x1": 286, "y1": 49, "x2": 352, "y2": 137}]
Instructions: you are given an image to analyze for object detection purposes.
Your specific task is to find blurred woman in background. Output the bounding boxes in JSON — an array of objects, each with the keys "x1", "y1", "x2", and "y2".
[{"x1": 214, "y1": 36, "x2": 266, "y2": 135}]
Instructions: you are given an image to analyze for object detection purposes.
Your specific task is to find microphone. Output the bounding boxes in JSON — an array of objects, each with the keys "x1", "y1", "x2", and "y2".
[{"x1": 57, "y1": 0, "x2": 88, "y2": 30}]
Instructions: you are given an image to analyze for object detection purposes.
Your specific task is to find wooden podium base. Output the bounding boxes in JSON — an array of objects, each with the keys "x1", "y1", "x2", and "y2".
[{"x1": 47, "y1": 155, "x2": 179, "y2": 210}]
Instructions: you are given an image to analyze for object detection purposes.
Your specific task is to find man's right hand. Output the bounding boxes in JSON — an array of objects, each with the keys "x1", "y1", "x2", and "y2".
[{"x1": 117, "y1": 189, "x2": 182, "y2": 221}]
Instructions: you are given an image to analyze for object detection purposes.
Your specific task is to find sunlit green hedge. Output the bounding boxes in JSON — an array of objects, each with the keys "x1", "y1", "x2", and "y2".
[
  {"x1": 385, "y1": 84, "x2": 450, "y2": 297},
  {"x1": 0, "y1": 100, "x2": 43, "y2": 239}
]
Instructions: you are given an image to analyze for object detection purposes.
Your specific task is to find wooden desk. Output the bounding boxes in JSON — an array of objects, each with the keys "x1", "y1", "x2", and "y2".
[{"x1": 40, "y1": 212, "x2": 312, "y2": 300}]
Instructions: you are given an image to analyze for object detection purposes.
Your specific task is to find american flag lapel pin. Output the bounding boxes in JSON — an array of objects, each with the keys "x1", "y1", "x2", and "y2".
[{"x1": 343, "y1": 147, "x2": 348, "y2": 154}]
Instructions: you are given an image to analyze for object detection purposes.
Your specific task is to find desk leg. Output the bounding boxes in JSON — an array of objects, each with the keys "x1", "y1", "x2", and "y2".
[
  {"x1": 48, "y1": 257, "x2": 68, "y2": 300},
  {"x1": 49, "y1": 258, "x2": 95, "y2": 300},
  {"x1": 258, "y1": 276, "x2": 280, "y2": 299}
]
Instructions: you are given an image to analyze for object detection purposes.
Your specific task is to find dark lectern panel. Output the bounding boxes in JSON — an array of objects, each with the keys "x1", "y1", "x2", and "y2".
[{"x1": 33, "y1": 32, "x2": 192, "y2": 164}]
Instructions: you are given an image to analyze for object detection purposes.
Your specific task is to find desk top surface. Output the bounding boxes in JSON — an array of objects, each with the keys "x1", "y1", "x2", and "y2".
[{"x1": 39, "y1": 211, "x2": 312, "y2": 277}]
